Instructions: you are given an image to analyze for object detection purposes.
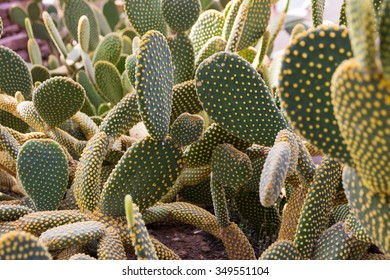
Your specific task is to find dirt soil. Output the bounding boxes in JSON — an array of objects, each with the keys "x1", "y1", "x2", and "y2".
[{"x1": 147, "y1": 222, "x2": 228, "y2": 260}]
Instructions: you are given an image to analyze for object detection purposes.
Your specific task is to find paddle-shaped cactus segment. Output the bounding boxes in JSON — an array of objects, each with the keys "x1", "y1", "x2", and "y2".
[
  {"x1": 100, "y1": 137, "x2": 184, "y2": 216},
  {"x1": 150, "y1": 237, "x2": 181, "y2": 260},
  {"x1": 225, "y1": 0, "x2": 253, "y2": 53},
  {"x1": 31, "y1": 65, "x2": 51, "y2": 84},
  {"x1": 99, "y1": 92, "x2": 140, "y2": 138},
  {"x1": 345, "y1": 0, "x2": 377, "y2": 70},
  {"x1": 329, "y1": 204, "x2": 350, "y2": 226},
  {"x1": 92, "y1": 33, "x2": 122, "y2": 66},
  {"x1": 279, "y1": 25, "x2": 353, "y2": 165},
  {"x1": 74, "y1": 132, "x2": 110, "y2": 212},
  {"x1": 343, "y1": 167, "x2": 390, "y2": 254},
  {"x1": 0, "y1": 231, "x2": 52, "y2": 260},
  {"x1": 42, "y1": 12, "x2": 67, "y2": 58},
  {"x1": 171, "y1": 113, "x2": 204, "y2": 147},
  {"x1": 162, "y1": 0, "x2": 200, "y2": 32},
  {"x1": 332, "y1": 61, "x2": 390, "y2": 194},
  {"x1": 294, "y1": 157, "x2": 342, "y2": 259},
  {"x1": 185, "y1": 123, "x2": 251, "y2": 168},
  {"x1": 171, "y1": 80, "x2": 203, "y2": 123},
  {"x1": 190, "y1": 10, "x2": 225, "y2": 55},
  {"x1": 32, "y1": 77, "x2": 86, "y2": 128},
  {"x1": 95, "y1": 61, "x2": 124, "y2": 105},
  {"x1": 195, "y1": 36, "x2": 227, "y2": 70},
  {"x1": 0, "y1": 46, "x2": 32, "y2": 99},
  {"x1": 223, "y1": 0, "x2": 270, "y2": 51},
  {"x1": 39, "y1": 221, "x2": 105, "y2": 251},
  {"x1": 125, "y1": 54, "x2": 137, "y2": 88},
  {"x1": 259, "y1": 240, "x2": 301, "y2": 260},
  {"x1": 97, "y1": 228, "x2": 126, "y2": 260},
  {"x1": 0, "y1": 205, "x2": 33, "y2": 222},
  {"x1": 25, "y1": 18, "x2": 42, "y2": 66},
  {"x1": 0, "y1": 125, "x2": 20, "y2": 160},
  {"x1": 123, "y1": 0, "x2": 167, "y2": 36},
  {"x1": 136, "y1": 31, "x2": 173, "y2": 140},
  {"x1": 380, "y1": 0, "x2": 390, "y2": 80},
  {"x1": 103, "y1": 0, "x2": 119, "y2": 30},
  {"x1": 219, "y1": 222, "x2": 256, "y2": 260},
  {"x1": 168, "y1": 33, "x2": 195, "y2": 84},
  {"x1": 179, "y1": 177, "x2": 213, "y2": 206},
  {"x1": 313, "y1": 222, "x2": 369, "y2": 260},
  {"x1": 259, "y1": 142, "x2": 290, "y2": 207},
  {"x1": 17, "y1": 139, "x2": 68, "y2": 211},
  {"x1": 180, "y1": 165, "x2": 212, "y2": 186},
  {"x1": 210, "y1": 175, "x2": 230, "y2": 227},
  {"x1": 212, "y1": 143, "x2": 253, "y2": 189},
  {"x1": 196, "y1": 51, "x2": 286, "y2": 146},
  {"x1": 78, "y1": 16, "x2": 90, "y2": 53},
  {"x1": 15, "y1": 210, "x2": 89, "y2": 236},
  {"x1": 63, "y1": 0, "x2": 100, "y2": 51},
  {"x1": 125, "y1": 195, "x2": 158, "y2": 260},
  {"x1": 311, "y1": 0, "x2": 325, "y2": 26}
]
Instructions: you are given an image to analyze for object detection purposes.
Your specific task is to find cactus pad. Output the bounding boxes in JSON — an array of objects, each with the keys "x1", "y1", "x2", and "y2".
[
  {"x1": 100, "y1": 137, "x2": 183, "y2": 215},
  {"x1": 171, "y1": 113, "x2": 204, "y2": 147},
  {"x1": 196, "y1": 51, "x2": 286, "y2": 146},
  {"x1": 0, "y1": 205, "x2": 33, "y2": 222},
  {"x1": 136, "y1": 30, "x2": 173, "y2": 140},
  {"x1": 259, "y1": 240, "x2": 301, "y2": 260},
  {"x1": 162, "y1": 0, "x2": 200, "y2": 32},
  {"x1": 32, "y1": 77, "x2": 86, "y2": 127},
  {"x1": 279, "y1": 25, "x2": 353, "y2": 164},
  {"x1": 17, "y1": 139, "x2": 68, "y2": 211},
  {"x1": 171, "y1": 80, "x2": 203, "y2": 123},
  {"x1": 92, "y1": 33, "x2": 122, "y2": 66},
  {"x1": 95, "y1": 61, "x2": 124, "y2": 105},
  {"x1": 168, "y1": 33, "x2": 195, "y2": 84}
]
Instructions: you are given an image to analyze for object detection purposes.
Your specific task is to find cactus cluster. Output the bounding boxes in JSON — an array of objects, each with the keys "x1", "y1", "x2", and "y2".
[{"x1": 0, "y1": 0, "x2": 388, "y2": 260}]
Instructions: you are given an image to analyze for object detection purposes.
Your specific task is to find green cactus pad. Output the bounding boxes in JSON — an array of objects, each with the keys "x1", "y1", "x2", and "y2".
[
  {"x1": 345, "y1": 0, "x2": 377, "y2": 70},
  {"x1": 190, "y1": 10, "x2": 225, "y2": 55},
  {"x1": 103, "y1": 0, "x2": 120, "y2": 30},
  {"x1": 168, "y1": 33, "x2": 195, "y2": 84},
  {"x1": 343, "y1": 167, "x2": 390, "y2": 255},
  {"x1": 74, "y1": 132, "x2": 109, "y2": 212},
  {"x1": 64, "y1": 0, "x2": 100, "y2": 51},
  {"x1": 100, "y1": 137, "x2": 183, "y2": 216},
  {"x1": 39, "y1": 221, "x2": 105, "y2": 250},
  {"x1": 279, "y1": 25, "x2": 353, "y2": 164},
  {"x1": 180, "y1": 165, "x2": 212, "y2": 186},
  {"x1": 194, "y1": 36, "x2": 227, "y2": 70},
  {"x1": 212, "y1": 143, "x2": 253, "y2": 188},
  {"x1": 179, "y1": 177, "x2": 213, "y2": 206},
  {"x1": 171, "y1": 113, "x2": 204, "y2": 147},
  {"x1": 223, "y1": 0, "x2": 270, "y2": 51},
  {"x1": 162, "y1": 0, "x2": 200, "y2": 32},
  {"x1": 9, "y1": 5, "x2": 27, "y2": 28},
  {"x1": 125, "y1": 195, "x2": 158, "y2": 260},
  {"x1": 311, "y1": 0, "x2": 325, "y2": 26},
  {"x1": 0, "y1": 231, "x2": 52, "y2": 260},
  {"x1": 32, "y1": 77, "x2": 86, "y2": 128},
  {"x1": 0, "y1": 46, "x2": 33, "y2": 99},
  {"x1": 0, "y1": 125, "x2": 20, "y2": 160},
  {"x1": 17, "y1": 139, "x2": 68, "y2": 211},
  {"x1": 92, "y1": 33, "x2": 122, "y2": 66},
  {"x1": 259, "y1": 142, "x2": 290, "y2": 207},
  {"x1": 241, "y1": 149, "x2": 268, "y2": 192},
  {"x1": 123, "y1": 0, "x2": 167, "y2": 36},
  {"x1": 98, "y1": 92, "x2": 140, "y2": 138},
  {"x1": 171, "y1": 80, "x2": 203, "y2": 123},
  {"x1": 136, "y1": 30, "x2": 173, "y2": 140},
  {"x1": 313, "y1": 221, "x2": 369, "y2": 260},
  {"x1": 329, "y1": 204, "x2": 350, "y2": 226},
  {"x1": 332, "y1": 61, "x2": 390, "y2": 194},
  {"x1": 97, "y1": 228, "x2": 126, "y2": 260},
  {"x1": 196, "y1": 51, "x2": 286, "y2": 146},
  {"x1": 259, "y1": 240, "x2": 301, "y2": 260},
  {"x1": 0, "y1": 205, "x2": 33, "y2": 222},
  {"x1": 27, "y1": 1, "x2": 41, "y2": 21},
  {"x1": 15, "y1": 210, "x2": 89, "y2": 236},
  {"x1": 95, "y1": 61, "x2": 124, "y2": 105},
  {"x1": 78, "y1": 15, "x2": 90, "y2": 53},
  {"x1": 0, "y1": 110, "x2": 29, "y2": 133},
  {"x1": 185, "y1": 123, "x2": 251, "y2": 168},
  {"x1": 31, "y1": 65, "x2": 51, "y2": 84},
  {"x1": 294, "y1": 157, "x2": 342, "y2": 259},
  {"x1": 125, "y1": 54, "x2": 137, "y2": 88}
]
